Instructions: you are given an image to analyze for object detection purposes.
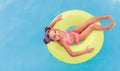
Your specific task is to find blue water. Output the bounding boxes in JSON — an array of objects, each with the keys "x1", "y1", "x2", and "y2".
[{"x1": 0, "y1": 0, "x2": 120, "y2": 71}]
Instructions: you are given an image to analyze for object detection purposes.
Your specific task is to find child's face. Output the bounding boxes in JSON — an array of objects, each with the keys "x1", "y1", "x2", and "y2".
[{"x1": 48, "y1": 28, "x2": 62, "y2": 41}]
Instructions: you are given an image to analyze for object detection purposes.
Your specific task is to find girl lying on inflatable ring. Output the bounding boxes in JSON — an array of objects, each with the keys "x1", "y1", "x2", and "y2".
[{"x1": 44, "y1": 15, "x2": 115, "y2": 57}]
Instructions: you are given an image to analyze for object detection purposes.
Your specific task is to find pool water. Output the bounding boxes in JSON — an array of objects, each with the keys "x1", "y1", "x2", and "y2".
[{"x1": 0, "y1": 0, "x2": 120, "y2": 71}]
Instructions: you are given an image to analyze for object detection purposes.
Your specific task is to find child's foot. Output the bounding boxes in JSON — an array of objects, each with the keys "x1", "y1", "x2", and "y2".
[
  {"x1": 106, "y1": 15, "x2": 113, "y2": 20},
  {"x1": 107, "y1": 21, "x2": 115, "y2": 30}
]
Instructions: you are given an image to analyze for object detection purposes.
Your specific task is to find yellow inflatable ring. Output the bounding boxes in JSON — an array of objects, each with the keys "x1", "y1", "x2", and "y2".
[{"x1": 47, "y1": 10, "x2": 104, "y2": 64}]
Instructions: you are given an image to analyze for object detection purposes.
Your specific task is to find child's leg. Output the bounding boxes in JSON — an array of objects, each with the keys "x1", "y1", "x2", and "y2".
[
  {"x1": 71, "y1": 15, "x2": 112, "y2": 33},
  {"x1": 78, "y1": 21, "x2": 115, "y2": 41}
]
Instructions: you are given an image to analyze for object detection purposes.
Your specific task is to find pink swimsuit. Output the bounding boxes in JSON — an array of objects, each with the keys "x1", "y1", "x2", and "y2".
[{"x1": 64, "y1": 31, "x2": 80, "y2": 46}]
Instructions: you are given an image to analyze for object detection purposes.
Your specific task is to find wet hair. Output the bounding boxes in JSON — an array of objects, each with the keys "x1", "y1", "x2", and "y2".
[{"x1": 43, "y1": 27, "x2": 53, "y2": 44}]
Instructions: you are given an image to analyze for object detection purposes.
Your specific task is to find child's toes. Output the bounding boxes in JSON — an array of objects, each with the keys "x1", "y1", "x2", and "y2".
[
  {"x1": 108, "y1": 15, "x2": 112, "y2": 19},
  {"x1": 111, "y1": 21, "x2": 115, "y2": 27}
]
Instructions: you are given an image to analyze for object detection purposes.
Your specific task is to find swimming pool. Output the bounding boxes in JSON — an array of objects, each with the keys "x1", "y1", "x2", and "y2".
[{"x1": 0, "y1": 0, "x2": 120, "y2": 71}]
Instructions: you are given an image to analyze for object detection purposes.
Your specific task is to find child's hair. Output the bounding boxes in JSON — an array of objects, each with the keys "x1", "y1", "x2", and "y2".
[{"x1": 43, "y1": 27, "x2": 53, "y2": 44}]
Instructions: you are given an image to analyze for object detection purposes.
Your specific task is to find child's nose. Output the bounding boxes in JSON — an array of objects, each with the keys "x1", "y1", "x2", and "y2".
[{"x1": 56, "y1": 31, "x2": 59, "y2": 35}]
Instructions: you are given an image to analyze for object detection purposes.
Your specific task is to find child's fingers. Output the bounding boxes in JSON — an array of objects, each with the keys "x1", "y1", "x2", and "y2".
[
  {"x1": 57, "y1": 15, "x2": 62, "y2": 18},
  {"x1": 90, "y1": 48, "x2": 95, "y2": 51}
]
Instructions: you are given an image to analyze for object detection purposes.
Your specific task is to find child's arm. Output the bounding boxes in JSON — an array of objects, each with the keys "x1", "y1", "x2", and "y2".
[
  {"x1": 63, "y1": 44, "x2": 94, "y2": 57},
  {"x1": 49, "y1": 15, "x2": 62, "y2": 28}
]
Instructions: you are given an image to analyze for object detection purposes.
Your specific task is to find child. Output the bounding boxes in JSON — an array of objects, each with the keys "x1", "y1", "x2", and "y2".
[{"x1": 44, "y1": 15, "x2": 115, "y2": 57}]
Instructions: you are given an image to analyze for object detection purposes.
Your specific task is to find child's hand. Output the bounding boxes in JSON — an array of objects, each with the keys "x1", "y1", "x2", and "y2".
[
  {"x1": 55, "y1": 15, "x2": 62, "y2": 22},
  {"x1": 85, "y1": 46, "x2": 94, "y2": 53}
]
